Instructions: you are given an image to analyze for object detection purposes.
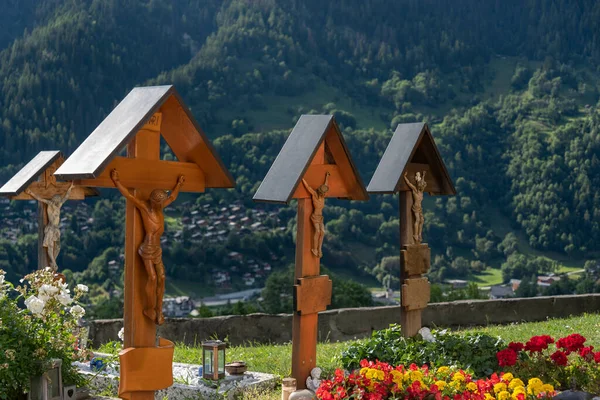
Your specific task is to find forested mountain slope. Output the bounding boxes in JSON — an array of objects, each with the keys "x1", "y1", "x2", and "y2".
[{"x1": 0, "y1": 0, "x2": 599, "y2": 309}]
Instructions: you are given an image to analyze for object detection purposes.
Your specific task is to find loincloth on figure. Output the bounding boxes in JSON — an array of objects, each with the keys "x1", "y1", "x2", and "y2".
[
  {"x1": 310, "y1": 214, "x2": 324, "y2": 225},
  {"x1": 411, "y1": 204, "x2": 423, "y2": 214},
  {"x1": 138, "y1": 243, "x2": 163, "y2": 264},
  {"x1": 43, "y1": 225, "x2": 60, "y2": 247}
]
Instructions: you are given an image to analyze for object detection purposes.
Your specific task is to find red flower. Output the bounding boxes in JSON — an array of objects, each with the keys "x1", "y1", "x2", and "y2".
[
  {"x1": 579, "y1": 346, "x2": 594, "y2": 360},
  {"x1": 525, "y1": 335, "x2": 554, "y2": 353},
  {"x1": 497, "y1": 349, "x2": 518, "y2": 367},
  {"x1": 550, "y1": 350, "x2": 568, "y2": 366},
  {"x1": 594, "y1": 352, "x2": 600, "y2": 363},
  {"x1": 508, "y1": 342, "x2": 525, "y2": 352},
  {"x1": 557, "y1": 334, "x2": 586, "y2": 354}
]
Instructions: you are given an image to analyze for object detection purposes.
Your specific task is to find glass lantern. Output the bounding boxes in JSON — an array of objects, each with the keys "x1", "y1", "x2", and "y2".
[
  {"x1": 29, "y1": 359, "x2": 63, "y2": 400},
  {"x1": 202, "y1": 340, "x2": 227, "y2": 380}
]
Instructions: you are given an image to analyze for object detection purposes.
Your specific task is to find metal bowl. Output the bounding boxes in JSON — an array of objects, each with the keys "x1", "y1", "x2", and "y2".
[{"x1": 225, "y1": 361, "x2": 247, "y2": 375}]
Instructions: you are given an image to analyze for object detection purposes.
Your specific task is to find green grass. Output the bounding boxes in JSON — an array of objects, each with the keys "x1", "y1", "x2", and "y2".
[
  {"x1": 98, "y1": 313, "x2": 600, "y2": 375},
  {"x1": 95, "y1": 313, "x2": 600, "y2": 398},
  {"x1": 471, "y1": 267, "x2": 504, "y2": 287},
  {"x1": 459, "y1": 313, "x2": 600, "y2": 347}
]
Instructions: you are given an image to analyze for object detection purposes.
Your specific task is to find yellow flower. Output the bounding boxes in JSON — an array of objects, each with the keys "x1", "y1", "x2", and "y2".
[
  {"x1": 509, "y1": 379, "x2": 525, "y2": 390},
  {"x1": 527, "y1": 378, "x2": 544, "y2": 396},
  {"x1": 409, "y1": 370, "x2": 423, "y2": 382},
  {"x1": 512, "y1": 386, "x2": 526, "y2": 395},
  {"x1": 435, "y1": 381, "x2": 447, "y2": 390},
  {"x1": 541, "y1": 384, "x2": 554, "y2": 394},
  {"x1": 360, "y1": 367, "x2": 369, "y2": 376},
  {"x1": 494, "y1": 382, "x2": 508, "y2": 394},
  {"x1": 467, "y1": 382, "x2": 478, "y2": 392},
  {"x1": 437, "y1": 366, "x2": 450, "y2": 375},
  {"x1": 485, "y1": 393, "x2": 495, "y2": 400},
  {"x1": 391, "y1": 370, "x2": 404, "y2": 387},
  {"x1": 452, "y1": 371, "x2": 466, "y2": 382},
  {"x1": 365, "y1": 368, "x2": 384, "y2": 381},
  {"x1": 498, "y1": 390, "x2": 511, "y2": 400},
  {"x1": 502, "y1": 373, "x2": 514, "y2": 382}
]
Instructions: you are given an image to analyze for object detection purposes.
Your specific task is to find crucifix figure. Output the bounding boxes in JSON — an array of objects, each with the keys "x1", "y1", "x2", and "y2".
[
  {"x1": 111, "y1": 169, "x2": 185, "y2": 325},
  {"x1": 404, "y1": 171, "x2": 427, "y2": 244},
  {"x1": 25, "y1": 182, "x2": 74, "y2": 271},
  {"x1": 301, "y1": 171, "x2": 330, "y2": 258}
]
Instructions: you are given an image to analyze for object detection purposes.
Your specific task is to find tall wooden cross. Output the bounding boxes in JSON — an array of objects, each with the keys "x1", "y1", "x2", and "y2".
[
  {"x1": 0, "y1": 151, "x2": 98, "y2": 269},
  {"x1": 254, "y1": 115, "x2": 368, "y2": 388},
  {"x1": 55, "y1": 85, "x2": 234, "y2": 399},
  {"x1": 367, "y1": 123, "x2": 455, "y2": 337}
]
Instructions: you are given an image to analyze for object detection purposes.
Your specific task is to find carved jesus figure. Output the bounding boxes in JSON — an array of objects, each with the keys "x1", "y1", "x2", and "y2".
[
  {"x1": 111, "y1": 169, "x2": 185, "y2": 325},
  {"x1": 26, "y1": 182, "x2": 74, "y2": 271},
  {"x1": 301, "y1": 171, "x2": 330, "y2": 258},
  {"x1": 404, "y1": 171, "x2": 427, "y2": 244}
]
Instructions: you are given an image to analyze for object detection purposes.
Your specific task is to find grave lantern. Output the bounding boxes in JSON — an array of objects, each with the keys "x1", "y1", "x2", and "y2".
[
  {"x1": 29, "y1": 359, "x2": 62, "y2": 400},
  {"x1": 202, "y1": 340, "x2": 227, "y2": 380}
]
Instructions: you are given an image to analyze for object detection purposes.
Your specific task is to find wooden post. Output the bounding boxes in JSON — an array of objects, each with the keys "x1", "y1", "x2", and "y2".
[
  {"x1": 37, "y1": 202, "x2": 49, "y2": 269},
  {"x1": 399, "y1": 191, "x2": 422, "y2": 337},
  {"x1": 123, "y1": 129, "x2": 159, "y2": 400},
  {"x1": 292, "y1": 197, "x2": 320, "y2": 389}
]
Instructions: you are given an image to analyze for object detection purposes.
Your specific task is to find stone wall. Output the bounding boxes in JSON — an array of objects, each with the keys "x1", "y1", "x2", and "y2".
[{"x1": 88, "y1": 294, "x2": 600, "y2": 348}]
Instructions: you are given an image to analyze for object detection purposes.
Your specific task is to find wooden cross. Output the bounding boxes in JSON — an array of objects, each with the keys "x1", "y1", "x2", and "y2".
[
  {"x1": 254, "y1": 115, "x2": 368, "y2": 388},
  {"x1": 0, "y1": 151, "x2": 97, "y2": 269},
  {"x1": 367, "y1": 123, "x2": 455, "y2": 337},
  {"x1": 55, "y1": 86, "x2": 234, "y2": 399}
]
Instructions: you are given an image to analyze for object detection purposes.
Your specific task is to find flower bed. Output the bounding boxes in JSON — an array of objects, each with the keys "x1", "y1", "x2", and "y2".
[
  {"x1": 0, "y1": 268, "x2": 88, "y2": 398},
  {"x1": 340, "y1": 324, "x2": 505, "y2": 377},
  {"x1": 496, "y1": 334, "x2": 600, "y2": 393},
  {"x1": 317, "y1": 361, "x2": 555, "y2": 400}
]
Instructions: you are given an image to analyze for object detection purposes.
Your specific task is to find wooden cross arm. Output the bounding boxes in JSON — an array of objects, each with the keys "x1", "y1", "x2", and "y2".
[
  {"x1": 293, "y1": 275, "x2": 332, "y2": 315},
  {"x1": 10, "y1": 183, "x2": 97, "y2": 201},
  {"x1": 76, "y1": 156, "x2": 205, "y2": 192}
]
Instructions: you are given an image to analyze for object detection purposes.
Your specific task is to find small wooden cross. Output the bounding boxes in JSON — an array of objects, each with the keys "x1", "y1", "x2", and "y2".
[
  {"x1": 0, "y1": 151, "x2": 97, "y2": 269},
  {"x1": 254, "y1": 115, "x2": 368, "y2": 388},
  {"x1": 367, "y1": 123, "x2": 455, "y2": 337}
]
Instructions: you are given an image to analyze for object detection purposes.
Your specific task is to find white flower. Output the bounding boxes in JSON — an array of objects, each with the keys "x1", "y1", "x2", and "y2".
[
  {"x1": 57, "y1": 281, "x2": 69, "y2": 293},
  {"x1": 57, "y1": 292, "x2": 73, "y2": 306},
  {"x1": 25, "y1": 295, "x2": 45, "y2": 315},
  {"x1": 76, "y1": 284, "x2": 89, "y2": 293},
  {"x1": 38, "y1": 284, "x2": 59, "y2": 302},
  {"x1": 0, "y1": 275, "x2": 4, "y2": 285},
  {"x1": 69, "y1": 305, "x2": 85, "y2": 318},
  {"x1": 118, "y1": 327, "x2": 125, "y2": 342}
]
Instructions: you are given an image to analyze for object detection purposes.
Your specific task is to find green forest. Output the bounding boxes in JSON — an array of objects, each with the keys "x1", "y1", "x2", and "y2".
[{"x1": 0, "y1": 0, "x2": 599, "y2": 316}]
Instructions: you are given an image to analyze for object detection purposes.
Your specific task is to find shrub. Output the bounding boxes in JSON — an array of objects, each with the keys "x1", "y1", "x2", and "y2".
[
  {"x1": 339, "y1": 324, "x2": 505, "y2": 377},
  {"x1": 496, "y1": 334, "x2": 600, "y2": 393},
  {"x1": 0, "y1": 268, "x2": 88, "y2": 398}
]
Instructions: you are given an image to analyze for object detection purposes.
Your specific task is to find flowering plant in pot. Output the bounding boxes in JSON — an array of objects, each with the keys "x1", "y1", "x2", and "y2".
[
  {"x1": 0, "y1": 268, "x2": 89, "y2": 399},
  {"x1": 496, "y1": 334, "x2": 600, "y2": 394}
]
